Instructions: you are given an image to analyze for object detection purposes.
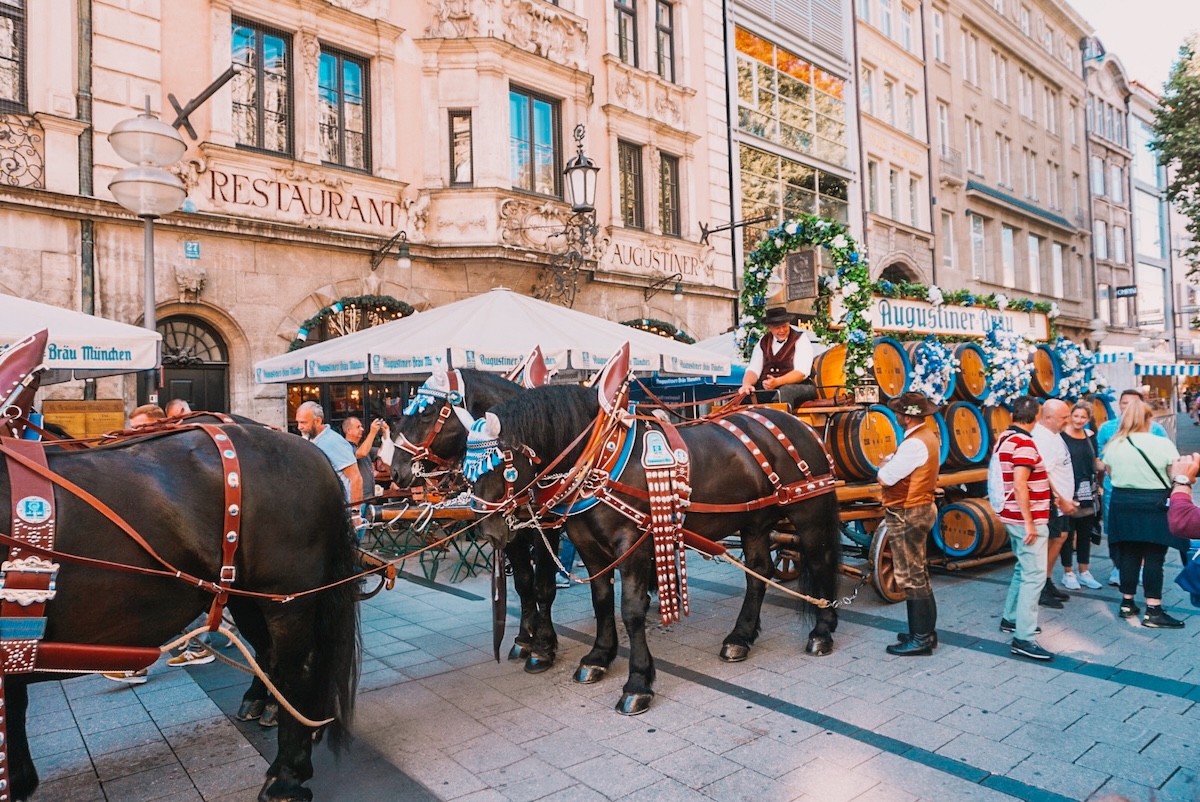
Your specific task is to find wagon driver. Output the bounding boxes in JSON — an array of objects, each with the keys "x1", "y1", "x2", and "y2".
[
  {"x1": 875, "y1": 391, "x2": 941, "y2": 656},
  {"x1": 738, "y1": 306, "x2": 817, "y2": 409}
]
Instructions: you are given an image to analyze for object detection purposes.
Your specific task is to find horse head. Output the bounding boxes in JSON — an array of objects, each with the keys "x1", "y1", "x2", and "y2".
[{"x1": 465, "y1": 412, "x2": 542, "y2": 548}]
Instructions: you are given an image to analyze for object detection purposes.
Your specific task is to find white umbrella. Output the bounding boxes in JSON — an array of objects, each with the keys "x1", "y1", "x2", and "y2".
[
  {"x1": 0, "y1": 294, "x2": 161, "y2": 383},
  {"x1": 254, "y1": 288, "x2": 731, "y2": 383}
]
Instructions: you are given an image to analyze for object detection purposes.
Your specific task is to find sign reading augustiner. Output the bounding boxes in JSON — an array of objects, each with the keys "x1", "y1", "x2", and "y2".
[
  {"x1": 193, "y1": 151, "x2": 406, "y2": 235},
  {"x1": 830, "y1": 295, "x2": 1050, "y2": 340}
]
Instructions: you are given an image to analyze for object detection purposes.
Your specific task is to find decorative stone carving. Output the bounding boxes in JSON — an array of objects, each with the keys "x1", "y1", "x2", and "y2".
[
  {"x1": 501, "y1": 0, "x2": 588, "y2": 71},
  {"x1": 0, "y1": 114, "x2": 45, "y2": 189},
  {"x1": 614, "y1": 74, "x2": 643, "y2": 109},
  {"x1": 168, "y1": 157, "x2": 208, "y2": 192},
  {"x1": 402, "y1": 189, "x2": 431, "y2": 242},
  {"x1": 654, "y1": 93, "x2": 681, "y2": 124},
  {"x1": 425, "y1": 0, "x2": 478, "y2": 38},
  {"x1": 270, "y1": 164, "x2": 345, "y2": 190},
  {"x1": 438, "y1": 212, "x2": 488, "y2": 233},
  {"x1": 327, "y1": 0, "x2": 371, "y2": 8},
  {"x1": 300, "y1": 32, "x2": 320, "y2": 87},
  {"x1": 175, "y1": 263, "x2": 208, "y2": 303},
  {"x1": 500, "y1": 197, "x2": 570, "y2": 251}
]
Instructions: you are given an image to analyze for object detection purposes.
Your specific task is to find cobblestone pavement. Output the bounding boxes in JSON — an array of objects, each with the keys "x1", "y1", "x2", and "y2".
[{"x1": 26, "y1": 418, "x2": 1200, "y2": 802}]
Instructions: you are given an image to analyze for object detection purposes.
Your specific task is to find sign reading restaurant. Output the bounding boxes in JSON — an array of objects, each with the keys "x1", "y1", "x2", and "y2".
[{"x1": 830, "y1": 295, "x2": 1050, "y2": 341}]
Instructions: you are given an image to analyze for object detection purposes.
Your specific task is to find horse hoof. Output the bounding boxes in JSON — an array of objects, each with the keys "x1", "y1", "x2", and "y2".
[
  {"x1": 573, "y1": 664, "x2": 607, "y2": 684},
  {"x1": 236, "y1": 698, "x2": 267, "y2": 721},
  {"x1": 616, "y1": 693, "x2": 654, "y2": 716},
  {"x1": 259, "y1": 776, "x2": 313, "y2": 802},
  {"x1": 508, "y1": 643, "x2": 531, "y2": 661},
  {"x1": 524, "y1": 653, "x2": 555, "y2": 674},
  {"x1": 806, "y1": 637, "x2": 833, "y2": 656},
  {"x1": 719, "y1": 643, "x2": 750, "y2": 662},
  {"x1": 259, "y1": 702, "x2": 280, "y2": 728}
]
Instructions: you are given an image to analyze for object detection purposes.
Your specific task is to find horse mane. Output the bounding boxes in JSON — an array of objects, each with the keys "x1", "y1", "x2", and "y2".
[
  {"x1": 458, "y1": 369, "x2": 523, "y2": 416},
  {"x1": 492, "y1": 384, "x2": 599, "y2": 464}
]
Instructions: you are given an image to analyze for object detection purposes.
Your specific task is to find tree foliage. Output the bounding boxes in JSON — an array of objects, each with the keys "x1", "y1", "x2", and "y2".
[{"x1": 1154, "y1": 37, "x2": 1200, "y2": 276}]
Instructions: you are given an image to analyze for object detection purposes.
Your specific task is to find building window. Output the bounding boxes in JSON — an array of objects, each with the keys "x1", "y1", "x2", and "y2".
[
  {"x1": 992, "y1": 52, "x2": 1009, "y2": 104},
  {"x1": 1042, "y1": 25, "x2": 1054, "y2": 54},
  {"x1": 889, "y1": 168, "x2": 900, "y2": 219},
  {"x1": 1098, "y1": 283, "x2": 1112, "y2": 324},
  {"x1": 932, "y1": 11, "x2": 945, "y2": 62},
  {"x1": 1113, "y1": 225, "x2": 1127, "y2": 264},
  {"x1": 904, "y1": 92, "x2": 915, "y2": 136},
  {"x1": 971, "y1": 214, "x2": 987, "y2": 279},
  {"x1": 878, "y1": 0, "x2": 893, "y2": 37},
  {"x1": 1090, "y1": 155, "x2": 1105, "y2": 196},
  {"x1": 857, "y1": 0, "x2": 870, "y2": 21},
  {"x1": 1024, "y1": 148, "x2": 1037, "y2": 198},
  {"x1": 449, "y1": 111, "x2": 473, "y2": 186},
  {"x1": 1044, "y1": 87, "x2": 1058, "y2": 134},
  {"x1": 734, "y1": 29, "x2": 848, "y2": 167},
  {"x1": 232, "y1": 20, "x2": 292, "y2": 155},
  {"x1": 964, "y1": 119, "x2": 982, "y2": 174},
  {"x1": 1051, "y1": 242, "x2": 1064, "y2": 297},
  {"x1": 1027, "y1": 234, "x2": 1041, "y2": 295},
  {"x1": 615, "y1": 0, "x2": 637, "y2": 67},
  {"x1": 0, "y1": 0, "x2": 25, "y2": 111},
  {"x1": 1110, "y1": 164, "x2": 1124, "y2": 203},
  {"x1": 1072, "y1": 173, "x2": 1080, "y2": 214},
  {"x1": 942, "y1": 211, "x2": 955, "y2": 268},
  {"x1": 1094, "y1": 219, "x2": 1108, "y2": 260},
  {"x1": 1001, "y1": 224, "x2": 1016, "y2": 287},
  {"x1": 509, "y1": 87, "x2": 560, "y2": 196},
  {"x1": 900, "y1": 7, "x2": 913, "y2": 51},
  {"x1": 1069, "y1": 103, "x2": 1077, "y2": 145},
  {"x1": 659, "y1": 152, "x2": 680, "y2": 236},
  {"x1": 909, "y1": 176, "x2": 920, "y2": 227},
  {"x1": 1019, "y1": 4, "x2": 1030, "y2": 35},
  {"x1": 1018, "y1": 71, "x2": 1034, "y2": 118},
  {"x1": 738, "y1": 144, "x2": 850, "y2": 249},
  {"x1": 995, "y1": 134, "x2": 1012, "y2": 187},
  {"x1": 1135, "y1": 189, "x2": 1165, "y2": 259},
  {"x1": 618, "y1": 140, "x2": 644, "y2": 229},
  {"x1": 883, "y1": 79, "x2": 895, "y2": 126},
  {"x1": 937, "y1": 102, "x2": 949, "y2": 154},
  {"x1": 655, "y1": 1, "x2": 674, "y2": 82},
  {"x1": 318, "y1": 48, "x2": 369, "y2": 171},
  {"x1": 867, "y1": 159, "x2": 879, "y2": 213},
  {"x1": 993, "y1": 0, "x2": 1005, "y2": 13},
  {"x1": 861, "y1": 67, "x2": 874, "y2": 116},
  {"x1": 1046, "y1": 161, "x2": 1059, "y2": 209},
  {"x1": 1115, "y1": 282, "x2": 1129, "y2": 326}
]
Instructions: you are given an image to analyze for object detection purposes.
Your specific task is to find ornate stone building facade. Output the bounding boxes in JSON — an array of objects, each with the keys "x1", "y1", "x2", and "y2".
[
  {"x1": 924, "y1": 0, "x2": 1093, "y2": 341},
  {"x1": 0, "y1": 0, "x2": 734, "y2": 423}
]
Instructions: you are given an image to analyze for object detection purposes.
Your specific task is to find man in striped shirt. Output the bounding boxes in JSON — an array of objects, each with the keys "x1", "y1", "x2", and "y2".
[{"x1": 996, "y1": 396, "x2": 1055, "y2": 661}]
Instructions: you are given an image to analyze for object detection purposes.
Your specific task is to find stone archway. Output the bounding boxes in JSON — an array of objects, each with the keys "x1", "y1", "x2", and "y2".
[{"x1": 879, "y1": 262, "x2": 920, "y2": 284}]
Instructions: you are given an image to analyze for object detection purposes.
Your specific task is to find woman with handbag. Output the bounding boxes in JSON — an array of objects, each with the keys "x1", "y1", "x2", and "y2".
[
  {"x1": 1060, "y1": 402, "x2": 1104, "y2": 590},
  {"x1": 1102, "y1": 399, "x2": 1185, "y2": 628}
]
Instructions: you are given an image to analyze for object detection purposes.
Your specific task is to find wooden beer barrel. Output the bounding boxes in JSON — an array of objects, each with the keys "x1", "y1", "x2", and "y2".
[
  {"x1": 952, "y1": 343, "x2": 990, "y2": 404},
  {"x1": 826, "y1": 405, "x2": 901, "y2": 481},
  {"x1": 932, "y1": 498, "x2": 1010, "y2": 558},
  {"x1": 944, "y1": 401, "x2": 990, "y2": 467},
  {"x1": 981, "y1": 404, "x2": 1012, "y2": 443},
  {"x1": 1028, "y1": 344, "x2": 1062, "y2": 397},
  {"x1": 872, "y1": 337, "x2": 911, "y2": 400},
  {"x1": 922, "y1": 410, "x2": 950, "y2": 465},
  {"x1": 902, "y1": 342, "x2": 958, "y2": 401},
  {"x1": 1090, "y1": 394, "x2": 1115, "y2": 427},
  {"x1": 812, "y1": 344, "x2": 847, "y2": 399}
]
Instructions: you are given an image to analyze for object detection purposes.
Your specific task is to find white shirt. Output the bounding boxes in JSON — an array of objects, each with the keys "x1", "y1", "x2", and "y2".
[
  {"x1": 877, "y1": 424, "x2": 933, "y2": 487},
  {"x1": 1032, "y1": 422, "x2": 1074, "y2": 504},
  {"x1": 746, "y1": 327, "x2": 814, "y2": 379}
]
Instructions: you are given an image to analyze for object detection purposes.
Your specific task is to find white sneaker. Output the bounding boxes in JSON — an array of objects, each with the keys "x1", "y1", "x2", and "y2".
[
  {"x1": 166, "y1": 648, "x2": 215, "y2": 667},
  {"x1": 1109, "y1": 568, "x2": 1121, "y2": 587},
  {"x1": 1062, "y1": 572, "x2": 1081, "y2": 590},
  {"x1": 1078, "y1": 570, "x2": 1103, "y2": 589},
  {"x1": 102, "y1": 669, "x2": 148, "y2": 685}
]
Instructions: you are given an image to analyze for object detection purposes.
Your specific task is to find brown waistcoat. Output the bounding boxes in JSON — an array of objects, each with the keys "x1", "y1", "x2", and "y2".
[
  {"x1": 759, "y1": 329, "x2": 799, "y2": 380},
  {"x1": 881, "y1": 426, "x2": 940, "y2": 508}
]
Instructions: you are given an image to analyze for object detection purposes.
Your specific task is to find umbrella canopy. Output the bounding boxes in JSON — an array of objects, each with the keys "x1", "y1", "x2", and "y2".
[
  {"x1": 254, "y1": 288, "x2": 731, "y2": 383},
  {"x1": 0, "y1": 294, "x2": 161, "y2": 383}
]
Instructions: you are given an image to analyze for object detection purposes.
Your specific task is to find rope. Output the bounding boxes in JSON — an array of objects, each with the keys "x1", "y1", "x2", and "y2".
[
  {"x1": 689, "y1": 545, "x2": 866, "y2": 609},
  {"x1": 160, "y1": 625, "x2": 334, "y2": 728}
]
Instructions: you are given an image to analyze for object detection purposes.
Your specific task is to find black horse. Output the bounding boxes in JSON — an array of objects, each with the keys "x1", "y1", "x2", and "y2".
[
  {"x1": 390, "y1": 369, "x2": 567, "y2": 672},
  {"x1": 469, "y1": 384, "x2": 842, "y2": 714},
  {"x1": 1, "y1": 425, "x2": 360, "y2": 802}
]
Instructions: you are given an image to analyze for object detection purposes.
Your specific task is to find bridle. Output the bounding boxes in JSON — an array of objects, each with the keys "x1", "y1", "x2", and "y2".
[{"x1": 393, "y1": 370, "x2": 475, "y2": 478}]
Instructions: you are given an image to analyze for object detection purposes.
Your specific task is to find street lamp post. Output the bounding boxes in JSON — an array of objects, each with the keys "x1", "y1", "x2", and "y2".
[
  {"x1": 535, "y1": 125, "x2": 602, "y2": 307},
  {"x1": 107, "y1": 97, "x2": 187, "y2": 403}
]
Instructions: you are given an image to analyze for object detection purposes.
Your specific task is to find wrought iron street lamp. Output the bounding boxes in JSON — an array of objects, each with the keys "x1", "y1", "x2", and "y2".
[
  {"x1": 563, "y1": 124, "x2": 599, "y2": 213},
  {"x1": 537, "y1": 124, "x2": 603, "y2": 307},
  {"x1": 107, "y1": 98, "x2": 187, "y2": 401}
]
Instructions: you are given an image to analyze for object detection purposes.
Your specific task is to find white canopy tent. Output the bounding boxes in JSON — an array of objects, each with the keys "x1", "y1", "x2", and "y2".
[
  {"x1": 0, "y1": 294, "x2": 161, "y2": 383},
  {"x1": 254, "y1": 288, "x2": 731, "y2": 383}
]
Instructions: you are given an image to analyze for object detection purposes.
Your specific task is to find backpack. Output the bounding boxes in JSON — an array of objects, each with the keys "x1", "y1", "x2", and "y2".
[{"x1": 987, "y1": 430, "x2": 1018, "y2": 514}]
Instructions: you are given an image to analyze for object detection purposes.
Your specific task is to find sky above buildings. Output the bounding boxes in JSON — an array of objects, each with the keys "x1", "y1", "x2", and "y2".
[{"x1": 1071, "y1": 0, "x2": 1200, "y2": 91}]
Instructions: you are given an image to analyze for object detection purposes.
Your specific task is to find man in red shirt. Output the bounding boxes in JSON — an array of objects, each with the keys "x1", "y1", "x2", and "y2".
[{"x1": 996, "y1": 396, "x2": 1054, "y2": 661}]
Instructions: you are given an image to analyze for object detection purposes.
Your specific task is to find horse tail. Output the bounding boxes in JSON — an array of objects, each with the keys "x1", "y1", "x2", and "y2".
[
  {"x1": 793, "y1": 493, "x2": 842, "y2": 619},
  {"x1": 313, "y1": 512, "x2": 361, "y2": 751}
]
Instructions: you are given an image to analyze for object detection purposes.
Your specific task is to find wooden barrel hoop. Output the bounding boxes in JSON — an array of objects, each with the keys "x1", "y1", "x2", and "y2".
[
  {"x1": 827, "y1": 405, "x2": 901, "y2": 482},
  {"x1": 933, "y1": 498, "x2": 1009, "y2": 558},
  {"x1": 872, "y1": 337, "x2": 911, "y2": 400},
  {"x1": 944, "y1": 401, "x2": 990, "y2": 467},
  {"x1": 953, "y1": 342, "x2": 990, "y2": 404}
]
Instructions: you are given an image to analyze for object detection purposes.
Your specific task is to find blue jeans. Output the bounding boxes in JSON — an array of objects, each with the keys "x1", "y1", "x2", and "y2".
[
  {"x1": 1003, "y1": 523, "x2": 1048, "y2": 642},
  {"x1": 558, "y1": 538, "x2": 577, "y2": 578}
]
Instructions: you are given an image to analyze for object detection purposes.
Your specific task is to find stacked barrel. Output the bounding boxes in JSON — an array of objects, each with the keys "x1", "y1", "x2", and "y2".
[{"x1": 807, "y1": 336, "x2": 1113, "y2": 563}]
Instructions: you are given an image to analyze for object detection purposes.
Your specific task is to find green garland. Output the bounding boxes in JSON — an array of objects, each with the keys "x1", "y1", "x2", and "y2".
[
  {"x1": 621, "y1": 318, "x2": 696, "y2": 344},
  {"x1": 288, "y1": 294, "x2": 415, "y2": 351}
]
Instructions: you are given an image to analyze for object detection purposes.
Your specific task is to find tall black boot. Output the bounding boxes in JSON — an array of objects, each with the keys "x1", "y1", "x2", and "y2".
[{"x1": 887, "y1": 598, "x2": 936, "y2": 656}]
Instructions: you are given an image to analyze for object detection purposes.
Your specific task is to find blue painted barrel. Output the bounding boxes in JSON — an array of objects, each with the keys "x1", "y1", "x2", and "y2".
[
  {"x1": 953, "y1": 342, "x2": 991, "y2": 404},
  {"x1": 872, "y1": 337, "x2": 912, "y2": 400},
  {"x1": 944, "y1": 401, "x2": 990, "y2": 468},
  {"x1": 922, "y1": 411, "x2": 950, "y2": 466},
  {"x1": 933, "y1": 499, "x2": 1009, "y2": 558},
  {"x1": 1029, "y1": 344, "x2": 1062, "y2": 397}
]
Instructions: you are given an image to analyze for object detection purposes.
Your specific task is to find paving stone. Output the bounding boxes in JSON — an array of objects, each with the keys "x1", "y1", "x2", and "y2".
[
  {"x1": 1123, "y1": 705, "x2": 1196, "y2": 735},
  {"x1": 28, "y1": 724, "x2": 86, "y2": 759},
  {"x1": 26, "y1": 770, "x2": 104, "y2": 802},
  {"x1": 34, "y1": 745, "x2": 95, "y2": 783},
  {"x1": 74, "y1": 702, "x2": 153, "y2": 735},
  {"x1": 1005, "y1": 753, "x2": 1109, "y2": 800},
  {"x1": 935, "y1": 732, "x2": 1031, "y2": 774},
  {"x1": 829, "y1": 673, "x2": 906, "y2": 705},
  {"x1": 531, "y1": 783, "x2": 612, "y2": 802},
  {"x1": 1139, "y1": 732, "x2": 1199, "y2": 769},
  {"x1": 1160, "y1": 766, "x2": 1199, "y2": 802},
  {"x1": 81, "y1": 720, "x2": 165, "y2": 758},
  {"x1": 477, "y1": 755, "x2": 575, "y2": 800},
  {"x1": 646, "y1": 743, "x2": 740, "y2": 790},
  {"x1": 600, "y1": 724, "x2": 691, "y2": 764},
  {"x1": 1001, "y1": 721, "x2": 1095, "y2": 763},
  {"x1": 187, "y1": 754, "x2": 271, "y2": 799},
  {"x1": 873, "y1": 714, "x2": 961, "y2": 752},
  {"x1": 999, "y1": 695, "x2": 1086, "y2": 730},
  {"x1": 777, "y1": 756, "x2": 879, "y2": 802},
  {"x1": 622, "y1": 777, "x2": 715, "y2": 802},
  {"x1": 1062, "y1": 713, "x2": 1159, "y2": 751},
  {"x1": 100, "y1": 762, "x2": 200, "y2": 802},
  {"x1": 91, "y1": 739, "x2": 181, "y2": 783},
  {"x1": 563, "y1": 752, "x2": 664, "y2": 797},
  {"x1": 1074, "y1": 741, "x2": 1179, "y2": 788},
  {"x1": 937, "y1": 705, "x2": 1023, "y2": 740},
  {"x1": 720, "y1": 734, "x2": 816, "y2": 779}
]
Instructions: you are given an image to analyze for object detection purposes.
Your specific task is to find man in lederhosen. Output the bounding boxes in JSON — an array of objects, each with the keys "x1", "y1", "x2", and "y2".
[
  {"x1": 876, "y1": 391, "x2": 941, "y2": 656},
  {"x1": 738, "y1": 306, "x2": 817, "y2": 409}
]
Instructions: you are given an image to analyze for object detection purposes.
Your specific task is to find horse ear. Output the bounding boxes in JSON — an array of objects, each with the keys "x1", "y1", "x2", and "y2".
[
  {"x1": 484, "y1": 412, "x2": 502, "y2": 438},
  {"x1": 428, "y1": 365, "x2": 449, "y2": 391}
]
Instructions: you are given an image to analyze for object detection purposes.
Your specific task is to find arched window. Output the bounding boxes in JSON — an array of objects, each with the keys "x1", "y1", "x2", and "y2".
[{"x1": 140, "y1": 316, "x2": 230, "y2": 412}]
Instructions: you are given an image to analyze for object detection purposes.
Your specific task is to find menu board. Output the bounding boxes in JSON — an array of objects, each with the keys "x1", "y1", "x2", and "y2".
[{"x1": 42, "y1": 400, "x2": 127, "y2": 438}]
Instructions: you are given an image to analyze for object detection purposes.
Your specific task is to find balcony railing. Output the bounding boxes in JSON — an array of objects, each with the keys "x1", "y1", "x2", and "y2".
[{"x1": 939, "y1": 147, "x2": 963, "y2": 183}]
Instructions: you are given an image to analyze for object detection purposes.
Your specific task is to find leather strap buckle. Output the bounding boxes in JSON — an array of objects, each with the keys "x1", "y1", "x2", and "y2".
[{"x1": 219, "y1": 565, "x2": 237, "y2": 583}]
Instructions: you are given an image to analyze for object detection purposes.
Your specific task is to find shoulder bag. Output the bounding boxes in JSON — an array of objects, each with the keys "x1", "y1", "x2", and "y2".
[{"x1": 1126, "y1": 438, "x2": 1172, "y2": 510}]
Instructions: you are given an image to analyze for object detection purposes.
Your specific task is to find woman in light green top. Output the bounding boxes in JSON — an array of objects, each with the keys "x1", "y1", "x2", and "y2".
[{"x1": 1102, "y1": 400, "x2": 1185, "y2": 628}]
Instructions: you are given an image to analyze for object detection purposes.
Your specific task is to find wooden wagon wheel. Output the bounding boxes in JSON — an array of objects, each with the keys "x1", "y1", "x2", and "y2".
[
  {"x1": 773, "y1": 547, "x2": 802, "y2": 582},
  {"x1": 868, "y1": 523, "x2": 906, "y2": 604}
]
